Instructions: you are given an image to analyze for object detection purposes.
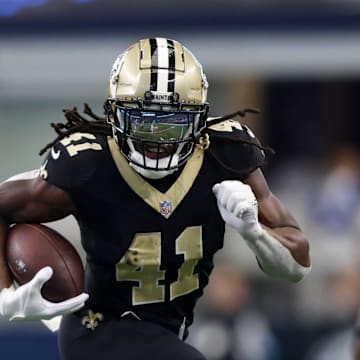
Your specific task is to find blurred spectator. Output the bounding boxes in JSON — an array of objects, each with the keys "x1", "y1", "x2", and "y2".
[
  {"x1": 305, "y1": 327, "x2": 354, "y2": 360},
  {"x1": 305, "y1": 145, "x2": 360, "y2": 323},
  {"x1": 264, "y1": 145, "x2": 360, "y2": 359},
  {"x1": 267, "y1": 145, "x2": 360, "y2": 324},
  {"x1": 310, "y1": 145, "x2": 360, "y2": 234}
]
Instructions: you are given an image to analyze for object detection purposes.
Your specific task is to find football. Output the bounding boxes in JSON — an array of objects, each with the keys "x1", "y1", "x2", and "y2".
[{"x1": 6, "y1": 223, "x2": 84, "y2": 303}]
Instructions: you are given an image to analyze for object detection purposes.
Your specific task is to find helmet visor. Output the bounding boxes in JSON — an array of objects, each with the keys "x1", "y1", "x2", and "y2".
[{"x1": 116, "y1": 109, "x2": 199, "y2": 143}]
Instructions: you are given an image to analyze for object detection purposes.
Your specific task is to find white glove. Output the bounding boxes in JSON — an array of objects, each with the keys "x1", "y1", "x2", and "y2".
[
  {"x1": 0, "y1": 266, "x2": 89, "y2": 321},
  {"x1": 212, "y1": 180, "x2": 263, "y2": 240}
]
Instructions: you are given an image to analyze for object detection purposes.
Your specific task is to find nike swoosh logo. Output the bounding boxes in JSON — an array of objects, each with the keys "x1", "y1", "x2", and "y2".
[{"x1": 51, "y1": 147, "x2": 61, "y2": 160}]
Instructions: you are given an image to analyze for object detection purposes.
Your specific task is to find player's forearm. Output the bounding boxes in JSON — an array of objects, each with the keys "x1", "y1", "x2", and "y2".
[
  {"x1": 0, "y1": 217, "x2": 12, "y2": 290},
  {"x1": 262, "y1": 225, "x2": 311, "y2": 267},
  {"x1": 243, "y1": 225, "x2": 311, "y2": 283}
]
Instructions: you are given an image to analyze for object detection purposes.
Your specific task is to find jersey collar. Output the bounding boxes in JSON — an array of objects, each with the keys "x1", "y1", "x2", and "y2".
[{"x1": 108, "y1": 137, "x2": 204, "y2": 219}]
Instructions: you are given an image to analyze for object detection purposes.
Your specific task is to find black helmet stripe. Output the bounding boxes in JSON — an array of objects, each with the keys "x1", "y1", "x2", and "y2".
[
  {"x1": 149, "y1": 38, "x2": 158, "y2": 91},
  {"x1": 149, "y1": 38, "x2": 175, "y2": 94},
  {"x1": 167, "y1": 39, "x2": 175, "y2": 93}
]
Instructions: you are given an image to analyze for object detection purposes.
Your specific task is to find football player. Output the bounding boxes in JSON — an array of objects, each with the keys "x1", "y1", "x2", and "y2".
[{"x1": 0, "y1": 38, "x2": 310, "y2": 359}]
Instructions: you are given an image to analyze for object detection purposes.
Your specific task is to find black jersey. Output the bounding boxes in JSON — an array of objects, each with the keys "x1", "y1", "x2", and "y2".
[{"x1": 40, "y1": 120, "x2": 265, "y2": 334}]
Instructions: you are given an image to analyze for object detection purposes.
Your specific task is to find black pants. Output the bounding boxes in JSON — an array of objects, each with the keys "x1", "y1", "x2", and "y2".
[{"x1": 58, "y1": 312, "x2": 206, "y2": 360}]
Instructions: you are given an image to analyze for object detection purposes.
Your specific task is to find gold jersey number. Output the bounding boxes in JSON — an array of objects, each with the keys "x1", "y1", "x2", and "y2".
[
  {"x1": 116, "y1": 226, "x2": 203, "y2": 305},
  {"x1": 60, "y1": 132, "x2": 102, "y2": 157}
]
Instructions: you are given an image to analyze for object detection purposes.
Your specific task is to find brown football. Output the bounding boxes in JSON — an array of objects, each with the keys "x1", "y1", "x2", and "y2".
[{"x1": 6, "y1": 223, "x2": 84, "y2": 303}]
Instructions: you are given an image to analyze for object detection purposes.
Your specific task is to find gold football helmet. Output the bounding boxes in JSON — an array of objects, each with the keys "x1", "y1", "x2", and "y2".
[{"x1": 105, "y1": 37, "x2": 209, "y2": 179}]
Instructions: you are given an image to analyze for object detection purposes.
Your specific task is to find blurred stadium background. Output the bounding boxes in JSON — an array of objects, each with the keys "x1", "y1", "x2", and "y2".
[{"x1": 1, "y1": 1, "x2": 360, "y2": 359}]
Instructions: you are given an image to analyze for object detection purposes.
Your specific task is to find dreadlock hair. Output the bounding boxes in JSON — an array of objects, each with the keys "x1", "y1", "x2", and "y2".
[
  {"x1": 39, "y1": 103, "x2": 112, "y2": 156},
  {"x1": 202, "y1": 108, "x2": 275, "y2": 175},
  {"x1": 40, "y1": 104, "x2": 274, "y2": 176}
]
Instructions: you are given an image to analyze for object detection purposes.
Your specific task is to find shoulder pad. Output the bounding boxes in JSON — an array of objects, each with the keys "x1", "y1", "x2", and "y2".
[
  {"x1": 207, "y1": 118, "x2": 258, "y2": 143},
  {"x1": 40, "y1": 132, "x2": 108, "y2": 191},
  {"x1": 205, "y1": 120, "x2": 267, "y2": 175},
  {"x1": 207, "y1": 118, "x2": 244, "y2": 133}
]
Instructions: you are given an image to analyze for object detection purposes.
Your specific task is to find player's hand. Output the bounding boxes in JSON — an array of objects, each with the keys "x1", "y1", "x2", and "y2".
[
  {"x1": 212, "y1": 180, "x2": 263, "y2": 240},
  {"x1": 0, "y1": 266, "x2": 89, "y2": 321}
]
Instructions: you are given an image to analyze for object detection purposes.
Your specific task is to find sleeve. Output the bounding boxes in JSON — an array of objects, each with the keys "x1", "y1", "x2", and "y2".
[
  {"x1": 39, "y1": 132, "x2": 103, "y2": 192},
  {"x1": 207, "y1": 120, "x2": 268, "y2": 176}
]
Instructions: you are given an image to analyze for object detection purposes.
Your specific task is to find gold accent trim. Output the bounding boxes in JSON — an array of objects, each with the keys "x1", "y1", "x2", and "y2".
[
  {"x1": 108, "y1": 138, "x2": 204, "y2": 219},
  {"x1": 199, "y1": 133, "x2": 210, "y2": 150},
  {"x1": 81, "y1": 310, "x2": 104, "y2": 331}
]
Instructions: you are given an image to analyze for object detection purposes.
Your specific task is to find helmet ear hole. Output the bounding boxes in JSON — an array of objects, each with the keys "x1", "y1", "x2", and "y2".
[{"x1": 144, "y1": 91, "x2": 153, "y2": 104}]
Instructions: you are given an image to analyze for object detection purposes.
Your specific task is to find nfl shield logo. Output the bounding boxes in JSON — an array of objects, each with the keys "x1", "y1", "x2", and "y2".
[{"x1": 160, "y1": 201, "x2": 172, "y2": 216}]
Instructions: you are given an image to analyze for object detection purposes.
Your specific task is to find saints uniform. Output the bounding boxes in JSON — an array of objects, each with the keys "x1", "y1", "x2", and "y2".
[{"x1": 41, "y1": 120, "x2": 265, "y2": 359}]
